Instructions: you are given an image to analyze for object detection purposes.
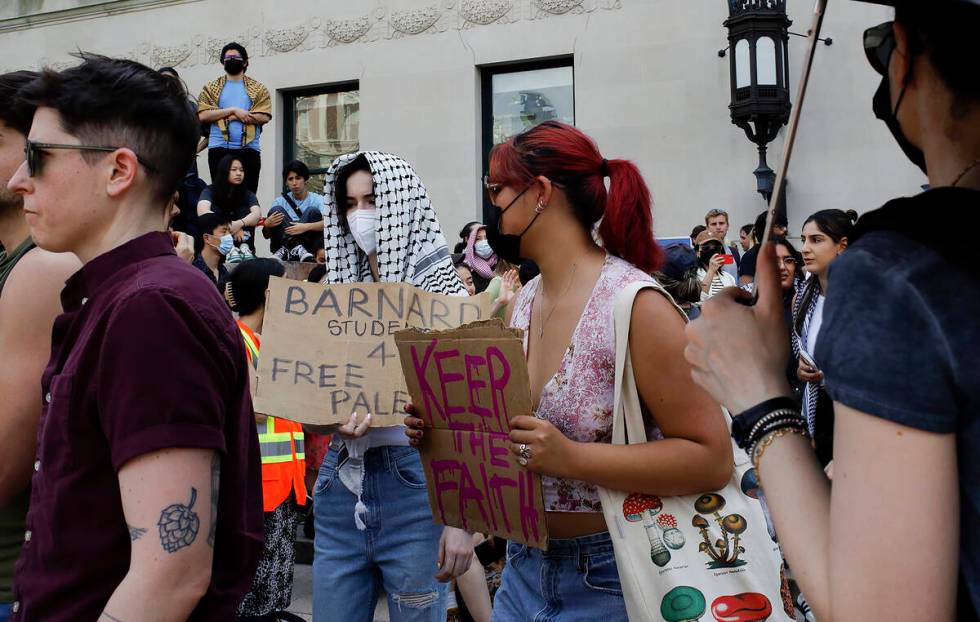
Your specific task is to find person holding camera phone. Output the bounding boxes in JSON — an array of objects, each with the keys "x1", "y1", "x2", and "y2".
[{"x1": 696, "y1": 236, "x2": 737, "y2": 300}]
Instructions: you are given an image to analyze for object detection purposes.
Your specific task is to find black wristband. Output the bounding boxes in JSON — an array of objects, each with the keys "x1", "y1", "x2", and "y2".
[{"x1": 731, "y1": 396, "x2": 801, "y2": 450}]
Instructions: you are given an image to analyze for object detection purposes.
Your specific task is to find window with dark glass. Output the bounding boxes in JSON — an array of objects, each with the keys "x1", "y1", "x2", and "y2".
[{"x1": 480, "y1": 58, "x2": 574, "y2": 221}]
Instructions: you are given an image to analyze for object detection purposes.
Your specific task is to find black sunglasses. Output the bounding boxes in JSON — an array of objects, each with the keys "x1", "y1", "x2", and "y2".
[
  {"x1": 864, "y1": 21, "x2": 895, "y2": 76},
  {"x1": 25, "y1": 140, "x2": 159, "y2": 178}
]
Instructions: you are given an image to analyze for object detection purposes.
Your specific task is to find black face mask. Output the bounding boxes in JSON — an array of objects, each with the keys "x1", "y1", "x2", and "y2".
[
  {"x1": 485, "y1": 185, "x2": 540, "y2": 265},
  {"x1": 224, "y1": 58, "x2": 245, "y2": 75},
  {"x1": 873, "y1": 73, "x2": 927, "y2": 175}
]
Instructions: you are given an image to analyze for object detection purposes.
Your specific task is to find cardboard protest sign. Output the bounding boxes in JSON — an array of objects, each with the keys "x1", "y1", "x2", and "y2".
[
  {"x1": 395, "y1": 321, "x2": 548, "y2": 549},
  {"x1": 253, "y1": 278, "x2": 490, "y2": 427}
]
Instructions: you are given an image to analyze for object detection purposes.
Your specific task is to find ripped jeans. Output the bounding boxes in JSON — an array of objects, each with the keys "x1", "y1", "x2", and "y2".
[
  {"x1": 492, "y1": 532, "x2": 628, "y2": 622},
  {"x1": 312, "y1": 445, "x2": 447, "y2": 622}
]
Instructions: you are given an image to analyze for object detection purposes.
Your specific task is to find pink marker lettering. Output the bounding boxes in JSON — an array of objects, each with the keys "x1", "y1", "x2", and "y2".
[
  {"x1": 464, "y1": 354, "x2": 492, "y2": 422},
  {"x1": 410, "y1": 340, "x2": 445, "y2": 425},
  {"x1": 488, "y1": 474, "x2": 517, "y2": 534},
  {"x1": 457, "y1": 462, "x2": 489, "y2": 531},
  {"x1": 519, "y1": 470, "x2": 542, "y2": 544},
  {"x1": 434, "y1": 348, "x2": 465, "y2": 424},
  {"x1": 488, "y1": 433, "x2": 510, "y2": 469},
  {"x1": 486, "y1": 347, "x2": 512, "y2": 432},
  {"x1": 429, "y1": 460, "x2": 460, "y2": 524},
  {"x1": 478, "y1": 462, "x2": 500, "y2": 532}
]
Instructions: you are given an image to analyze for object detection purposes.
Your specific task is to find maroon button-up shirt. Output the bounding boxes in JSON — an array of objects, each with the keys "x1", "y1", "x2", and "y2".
[{"x1": 12, "y1": 232, "x2": 263, "y2": 621}]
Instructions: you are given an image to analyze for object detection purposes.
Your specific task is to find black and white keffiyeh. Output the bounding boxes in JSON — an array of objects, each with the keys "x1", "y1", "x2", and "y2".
[
  {"x1": 791, "y1": 276, "x2": 823, "y2": 434},
  {"x1": 321, "y1": 151, "x2": 466, "y2": 296}
]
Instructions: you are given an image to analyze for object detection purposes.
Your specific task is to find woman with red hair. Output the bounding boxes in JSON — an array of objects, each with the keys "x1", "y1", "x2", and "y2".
[{"x1": 407, "y1": 121, "x2": 732, "y2": 619}]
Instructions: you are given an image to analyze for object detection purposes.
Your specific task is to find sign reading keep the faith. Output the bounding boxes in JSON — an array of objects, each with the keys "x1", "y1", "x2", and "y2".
[
  {"x1": 253, "y1": 278, "x2": 490, "y2": 427},
  {"x1": 395, "y1": 321, "x2": 548, "y2": 549}
]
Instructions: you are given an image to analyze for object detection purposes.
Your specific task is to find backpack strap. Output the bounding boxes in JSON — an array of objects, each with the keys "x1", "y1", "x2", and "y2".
[{"x1": 280, "y1": 192, "x2": 304, "y2": 222}]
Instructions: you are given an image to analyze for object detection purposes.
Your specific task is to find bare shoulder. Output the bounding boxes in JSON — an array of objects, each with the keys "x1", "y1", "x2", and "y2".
[
  {"x1": 630, "y1": 287, "x2": 686, "y2": 335},
  {"x1": 0, "y1": 248, "x2": 80, "y2": 314}
]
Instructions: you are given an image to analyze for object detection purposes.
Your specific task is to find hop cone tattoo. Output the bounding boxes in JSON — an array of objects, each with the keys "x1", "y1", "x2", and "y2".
[{"x1": 158, "y1": 487, "x2": 200, "y2": 553}]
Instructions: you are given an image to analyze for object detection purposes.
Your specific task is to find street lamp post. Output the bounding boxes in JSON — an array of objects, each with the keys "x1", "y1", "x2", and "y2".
[{"x1": 724, "y1": 0, "x2": 792, "y2": 202}]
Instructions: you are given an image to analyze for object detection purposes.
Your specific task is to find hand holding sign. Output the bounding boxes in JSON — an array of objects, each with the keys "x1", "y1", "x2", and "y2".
[
  {"x1": 396, "y1": 321, "x2": 549, "y2": 549},
  {"x1": 508, "y1": 415, "x2": 575, "y2": 478}
]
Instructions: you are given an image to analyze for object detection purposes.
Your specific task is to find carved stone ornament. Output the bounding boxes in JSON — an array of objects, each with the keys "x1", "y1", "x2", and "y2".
[
  {"x1": 324, "y1": 16, "x2": 372, "y2": 44},
  {"x1": 460, "y1": 0, "x2": 513, "y2": 25},
  {"x1": 152, "y1": 43, "x2": 191, "y2": 67},
  {"x1": 265, "y1": 26, "x2": 309, "y2": 53},
  {"x1": 533, "y1": 0, "x2": 586, "y2": 14},
  {"x1": 390, "y1": 5, "x2": 441, "y2": 35}
]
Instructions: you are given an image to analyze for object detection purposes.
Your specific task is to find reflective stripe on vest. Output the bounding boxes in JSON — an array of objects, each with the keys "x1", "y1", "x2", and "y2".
[{"x1": 257, "y1": 416, "x2": 304, "y2": 464}]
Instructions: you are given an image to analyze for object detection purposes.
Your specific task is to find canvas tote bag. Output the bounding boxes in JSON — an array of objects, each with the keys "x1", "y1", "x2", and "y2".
[{"x1": 598, "y1": 281, "x2": 793, "y2": 622}]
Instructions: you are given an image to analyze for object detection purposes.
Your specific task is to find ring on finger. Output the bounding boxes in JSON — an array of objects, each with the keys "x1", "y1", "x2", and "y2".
[
  {"x1": 519, "y1": 443, "x2": 532, "y2": 461},
  {"x1": 517, "y1": 456, "x2": 528, "y2": 467}
]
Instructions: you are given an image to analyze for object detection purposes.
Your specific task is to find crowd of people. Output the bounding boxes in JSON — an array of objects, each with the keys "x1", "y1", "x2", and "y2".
[{"x1": 0, "y1": 1, "x2": 978, "y2": 621}]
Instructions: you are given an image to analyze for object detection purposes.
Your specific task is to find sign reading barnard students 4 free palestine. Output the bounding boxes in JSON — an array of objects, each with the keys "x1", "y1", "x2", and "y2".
[
  {"x1": 253, "y1": 278, "x2": 490, "y2": 428},
  {"x1": 395, "y1": 321, "x2": 548, "y2": 549}
]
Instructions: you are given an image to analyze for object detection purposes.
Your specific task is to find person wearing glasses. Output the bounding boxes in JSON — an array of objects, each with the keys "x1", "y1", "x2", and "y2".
[
  {"x1": 685, "y1": 1, "x2": 980, "y2": 619},
  {"x1": 409, "y1": 121, "x2": 734, "y2": 620},
  {"x1": 6, "y1": 54, "x2": 263, "y2": 621},
  {"x1": 197, "y1": 42, "x2": 271, "y2": 194}
]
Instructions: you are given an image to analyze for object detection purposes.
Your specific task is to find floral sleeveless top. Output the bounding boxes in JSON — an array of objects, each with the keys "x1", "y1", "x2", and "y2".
[{"x1": 511, "y1": 255, "x2": 664, "y2": 512}]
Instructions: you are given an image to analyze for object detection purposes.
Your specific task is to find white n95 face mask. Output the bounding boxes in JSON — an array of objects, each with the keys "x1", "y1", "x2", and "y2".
[{"x1": 347, "y1": 210, "x2": 378, "y2": 255}]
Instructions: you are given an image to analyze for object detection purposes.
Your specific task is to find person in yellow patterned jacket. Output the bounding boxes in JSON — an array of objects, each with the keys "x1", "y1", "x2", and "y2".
[
  {"x1": 198, "y1": 42, "x2": 271, "y2": 194},
  {"x1": 224, "y1": 258, "x2": 307, "y2": 621}
]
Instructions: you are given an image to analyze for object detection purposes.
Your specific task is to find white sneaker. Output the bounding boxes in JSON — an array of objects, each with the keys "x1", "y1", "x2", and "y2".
[
  {"x1": 238, "y1": 245, "x2": 255, "y2": 262},
  {"x1": 291, "y1": 244, "x2": 314, "y2": 263},
  {"x1": 273, "y1": 246, "x2": 290, "y2": 261}
]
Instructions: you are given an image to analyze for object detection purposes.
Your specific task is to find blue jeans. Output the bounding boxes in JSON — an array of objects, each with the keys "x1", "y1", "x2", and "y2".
[
  {"x1": 492, "y1": 532, "x2": 628, "y2": 622},
  {"x1": 0, "y1": 601, "x2": 10, "y2": 622},
  {"x1": 312, "y1": 445, "x2": 447, "y2": 622}
]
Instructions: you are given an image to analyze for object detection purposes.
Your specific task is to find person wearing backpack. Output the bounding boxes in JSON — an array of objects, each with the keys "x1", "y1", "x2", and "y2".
[
  {"x1": 685, "y1": 2, "x2": 980, "y2": 619},
  {"x1": 262, "y1": 160, "x2": 324, "y2": 263}
]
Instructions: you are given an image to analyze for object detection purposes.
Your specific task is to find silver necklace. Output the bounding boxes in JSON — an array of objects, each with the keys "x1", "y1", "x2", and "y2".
[
  {"x1": 951, "y1": 159, "x2": 980, "y2": 187},
  {"x1": 536, "y1": 263, "x2": 578, "y2": 339}
]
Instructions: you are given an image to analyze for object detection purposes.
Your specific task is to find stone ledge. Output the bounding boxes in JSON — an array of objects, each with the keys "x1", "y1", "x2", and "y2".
[{"x1": 0, "y1": 0, "x2": 202, "y2": 34}]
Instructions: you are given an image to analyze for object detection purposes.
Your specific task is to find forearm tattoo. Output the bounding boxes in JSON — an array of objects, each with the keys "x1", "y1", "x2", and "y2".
[
  {"x1": 157, "y1": 487, "x2": 200, "y2": 553},
  {"x1": 127, "y1": 525, "x2": 147, "y2": 541}
]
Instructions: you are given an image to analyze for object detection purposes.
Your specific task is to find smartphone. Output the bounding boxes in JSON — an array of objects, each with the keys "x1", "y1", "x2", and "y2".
[{"x1": 721, "y1": 254, "x2": 735, "y2": 265}]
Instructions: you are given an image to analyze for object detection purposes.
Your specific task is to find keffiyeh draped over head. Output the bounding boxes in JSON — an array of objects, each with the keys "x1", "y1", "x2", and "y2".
[
  {"x1": 321, "y1": 151, "x2": 466, "y2": 296},
  {"x1": 464, "y1": 225, "x2": 497, "y2": 280}
]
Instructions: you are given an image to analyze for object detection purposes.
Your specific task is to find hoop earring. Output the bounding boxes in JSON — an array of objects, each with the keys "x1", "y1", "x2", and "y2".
[{"x1": 535, "y1": 200, "x2": 546, "y2": 213}]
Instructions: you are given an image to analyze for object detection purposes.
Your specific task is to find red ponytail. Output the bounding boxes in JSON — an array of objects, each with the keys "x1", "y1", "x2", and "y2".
[{"x1": 488, "y1": 121, "x2": 663, "y2": 273}]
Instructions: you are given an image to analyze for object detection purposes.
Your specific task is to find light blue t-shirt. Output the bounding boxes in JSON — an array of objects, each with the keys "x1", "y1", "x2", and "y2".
[
  {"x1": 269, "y1": 191, "x2": 325, "y2": 222},
  {"x1": 208, "y1": 79, "x2": 260, "y2": 151}
]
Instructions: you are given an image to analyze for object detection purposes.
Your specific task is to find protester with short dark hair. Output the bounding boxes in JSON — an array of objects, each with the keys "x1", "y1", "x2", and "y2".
[
  {"x1": 198, "y1": 154, "x2": 261, "y2": 260},
  {"x1": 193, "y1": 211, "x2": 232, "y2": 290},
  {"x1": 739, "y1": 223, "x2": 755, "y2": 252},
  {"x1": 7, "y1": 52, "x2": 262, "y2": 622},
  {"x1": 408, "y1": 121, "x2": 734, "y2": 619},
  {"x1": 685, "y1": 2, "x2": 980, "y2": 618},
  {"x1": 0, "y1": 70, "x2": 80, "y2": 622},
  {"x1": 263, "y1": 159, "x2": 324, "y2": 262},
  {"x1": 738, "y1": 209, "x2": 788, "y2": 285},
  {"x1": 224, "y1": 258, "x2": 307, "y2": 622},
  {"x1": 452, "y1": 253, "x2": 476, "y2": 295},
  {"x1": 198, "y1": 42, "x2": 270, "y2": 193}
]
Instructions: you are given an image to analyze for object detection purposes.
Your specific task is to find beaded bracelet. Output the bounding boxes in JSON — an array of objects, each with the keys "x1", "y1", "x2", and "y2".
[
  {"x1": 731, "y1": 397, "x2": 801, "y2": 449},
  {"x1": 751, "y1": 426, "x2": 810, "y2": 469},
  {"x1": 745, "y1": 409, "x2": 803, "y2": 448}
]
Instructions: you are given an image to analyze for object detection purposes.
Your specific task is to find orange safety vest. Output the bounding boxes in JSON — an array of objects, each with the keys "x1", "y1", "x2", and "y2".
[{"x1": 238, "y1": 321, "x2": 308, "y2": 512}]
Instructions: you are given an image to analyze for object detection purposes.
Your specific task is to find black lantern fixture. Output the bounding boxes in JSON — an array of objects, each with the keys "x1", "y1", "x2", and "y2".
[{"x1": 724, "y1": 0, "x2": 792, "y2": 202}]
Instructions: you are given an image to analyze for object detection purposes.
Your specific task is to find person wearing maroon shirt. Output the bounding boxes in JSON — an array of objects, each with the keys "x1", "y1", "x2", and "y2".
[{"x1": 5, "y1": 53, "x2": 263, "y2": 621}]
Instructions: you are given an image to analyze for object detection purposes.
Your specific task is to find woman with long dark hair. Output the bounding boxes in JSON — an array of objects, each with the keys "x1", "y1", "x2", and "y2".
[
  {"x1": 407, "y1": 121, "x2": 733, "y2": 619},
  {"x1": 792, "y1": 209, "x2": 856, "y2": 468},
  {"x1": 197, "y1": 154, "x2": 261, "y2": 258}
]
